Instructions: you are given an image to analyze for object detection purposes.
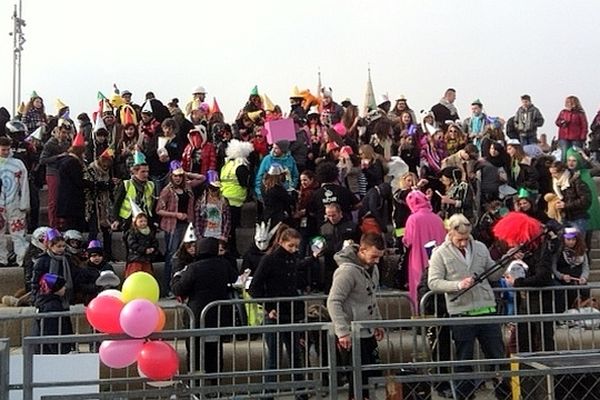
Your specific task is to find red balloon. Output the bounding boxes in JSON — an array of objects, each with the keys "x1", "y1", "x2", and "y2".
[
  {"x1": 85, "y1": 295, "x2": 125, "y2": 333},
  {"x1": 137, "y1": 341, "x2": 179, "y2": 381}
]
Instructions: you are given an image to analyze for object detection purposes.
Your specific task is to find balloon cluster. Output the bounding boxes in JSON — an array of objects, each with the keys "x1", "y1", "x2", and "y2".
[{"x1": 85, "y1": 272, "x2": 179, "y2": 382}]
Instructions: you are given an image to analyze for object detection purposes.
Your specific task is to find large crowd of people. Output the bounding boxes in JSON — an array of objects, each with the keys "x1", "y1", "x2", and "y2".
[{"x1": 1, "y1": 85, "x2": 600, "y2": 399}]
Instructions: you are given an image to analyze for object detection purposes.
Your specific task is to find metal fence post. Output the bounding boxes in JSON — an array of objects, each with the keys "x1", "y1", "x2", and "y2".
[
  {"x1": 327, "y1": 325, "x2": 338, "y2": 399},
  {"x1": 0, "y1": 338, "x2": 9, "y2": 399},
  {"x1": 351, "y1": 322, "x2": 363, "y2": 400},
  {"x1": 22, "y1": 337, "x2": 33, "y2": 400}
]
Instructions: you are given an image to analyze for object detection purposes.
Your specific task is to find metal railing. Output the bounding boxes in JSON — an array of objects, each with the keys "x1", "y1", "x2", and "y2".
[
  {"x1": 350, "y1": 312, "x2": 600, "y2": 400},
  {"x1": 0, "y1": 338, "x2": 9, "y2": 399}
]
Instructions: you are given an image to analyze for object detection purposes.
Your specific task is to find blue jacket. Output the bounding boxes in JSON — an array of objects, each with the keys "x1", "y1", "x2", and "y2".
[{"x1": 254, "y1": 151, "x2": 299, "y2": 199}]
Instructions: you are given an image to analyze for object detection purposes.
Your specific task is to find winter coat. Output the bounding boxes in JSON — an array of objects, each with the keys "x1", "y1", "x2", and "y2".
[
  {"x1": 554, "y1": 171, "x2": 592, "y2": 222},
  {"x1": 327, "y1": 245, "x2": 382, "y2": 338},
  {"x1": 39, "y1": 137, "x2": 70, "y2": 176},
  {"x1": 182, "y1": 130, "x2": 217, "y2": 175},
  {"x1": 35, "y1": 293, "x2": 74, "y2": 354},
  {"x1": 509, "y1": 156, "x2": 539, "y2": 192},
  {"x1": 57, "y1": 155, "x2": 86, "y2": 230},
  {"x1": 428, "y1": 235, "x2": 501, "y2": 316},
  {"x1": 403, "y1": 191, "x2": 447, "y2": 304},
  {"x1": 248, "y1": 246, "x2": 306, "y2": 322},
  {"x1": 358, "y1": 182, "x2": 392, "y2": 232},
  {"x1": 73, "y1": 260, "x2": 115, "y2": 305},
  {"x1": 125, "y1": 228, "x2": 160, "y2": 263},
  {"x1": 515, "y1": 105, "x2": 544, "y2": 139},
  {"x1": 171, "y1": 254, "x2": 237, "y2": 327},
  {"x1": 254, "y1": 151, "x2": 299, "y2": 199},
  {"x1": 261, "y1": 184, "x2": 294, "y2": 226},
  {"x1": 556, "y1": 109, "x2": 588, "y2": 141}
]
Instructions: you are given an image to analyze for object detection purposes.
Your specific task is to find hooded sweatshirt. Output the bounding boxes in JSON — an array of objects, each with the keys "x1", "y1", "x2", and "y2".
[
  {"x1": 327, "y1": 245, "x2": 382, "y2": 338},
  {"x1": 254, "y1": 150, "x2": 299, "y2": 198},
  {"x1": 403, "y1": 190, "x2": 447, "y2": 304}
]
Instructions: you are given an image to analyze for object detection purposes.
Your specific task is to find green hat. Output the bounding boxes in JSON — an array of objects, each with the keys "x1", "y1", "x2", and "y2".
[
  {"x1": 30, "y1": 90, "x2": 39, "y2": 99},
  {"x1": 97, "y1": 91, "x2": 107, "y2": 101},
  {"x1": 565, "y1": 147, "x2": 583, "y2": 170},
  {"x1": 517, "y1": 187, "x2": 532, "y2": 200},
  {"x1": 471, "y1": 98, "x2": 483, "y2": 106},
  {"x1": 250, "y1": 85, "x2": 259, "y2": 96},
  {"x1": 133, "y1": 150, "x2": 147, "y2": 166}
]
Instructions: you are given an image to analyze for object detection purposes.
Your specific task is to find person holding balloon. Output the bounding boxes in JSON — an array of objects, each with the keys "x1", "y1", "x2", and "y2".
[
  {"x1": 171, "y1": 237, "x2": 238, "y2": 387},
  {"x1": 73, "y1": 240, "x2": 120, "y2": 305}
]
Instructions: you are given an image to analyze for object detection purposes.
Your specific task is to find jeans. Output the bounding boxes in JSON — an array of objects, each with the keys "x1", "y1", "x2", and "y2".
[
  {"x1": 452, "y1": 321, "x2": 509, "y2": 400},
  {"x1": 264, "y1": 318, "x2": 305, "y2": 398},
  {"x1": 163, "y1": 221, "x2": 188, "y2": 295},
  {"x1": 558, "y1": 139, "x2": 584, "y2": 161}
]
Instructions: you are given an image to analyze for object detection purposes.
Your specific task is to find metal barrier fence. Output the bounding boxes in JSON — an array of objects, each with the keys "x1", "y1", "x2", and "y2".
[
  {"x1": 350, "y1": 312, "x2": 600, "y2": 400},
  {"x1": 0, "y1": 338, "x2": 9, "y2": 399},
  {"x1": 5, "y1": 286, "x2": 600, "y2": 399}
]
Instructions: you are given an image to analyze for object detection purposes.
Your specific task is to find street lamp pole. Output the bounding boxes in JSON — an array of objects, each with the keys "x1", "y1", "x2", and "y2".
[{"x1": 10, "y1": 0, "x2": 26, "y2": 116}]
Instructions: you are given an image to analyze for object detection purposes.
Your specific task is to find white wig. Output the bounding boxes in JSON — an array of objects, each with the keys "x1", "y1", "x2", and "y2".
[{"x1": 226, "y1": 139, "x2": 254, "y2": 161}]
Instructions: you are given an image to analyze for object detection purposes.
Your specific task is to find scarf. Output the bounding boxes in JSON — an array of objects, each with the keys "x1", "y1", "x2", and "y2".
[
  {"x1": 439, "y1": 98, "x2": 458, "y2": 118},
  {"x1": 470, "y1": 114, "x2": 484, "y2": 135},
  {"x1": 552, "y1": 170, "x2": 571, "y2": 200},
  {"x1": 47, "y1": 251, "x2": 73, "y2": 307},
  {"x1": 563, "y1": 248, "x2": 585, "y2": 267}
]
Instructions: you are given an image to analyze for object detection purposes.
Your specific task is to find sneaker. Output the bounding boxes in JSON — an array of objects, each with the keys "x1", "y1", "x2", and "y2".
[{"x1": 2, "y1": 295, "x2": 19, "y2": 307}]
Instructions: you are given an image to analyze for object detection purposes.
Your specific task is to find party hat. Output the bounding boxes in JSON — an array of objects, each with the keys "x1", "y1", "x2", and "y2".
[
  {"x1": 55, "y1": 98, "x2": 68, "y2": 113},
  {"x1": 97, "y1": 91, "x2": 107, "y2": 100},
  {"x1": 30, "y1": 90, "x2": 39, "y2": 99},
  {"x1": 290, "y1": 86, "x2": 303, "y2": 99},
  {"x1": 211, "y1": 97, "x2": 221, "y2": 115},
  {"x1": 110, "y1": 93, "x2": 124, "y2": 108},
  {"x1": 102, "y1": 99, "x2": 113, "y2": 114},
  {"x1": 94, "y1": 113, "x2": 107, "y2": 132},
  {"x1": 87, "y1": 240, "x2": 103, "y2": 250},
  {"x1": 45, "y1": 228, "x2": 62, "y2": 242},
  {"x1": 517, "y1": 187, "x2": 532, "y2": 200},
  {"x1": 129, "y1": 198, "x2": 144, "y2": 218},
  {"x1": 133, "y1": 150, "x2": 147, "y2": 166},
  {"x1": 247, "y1": 110, "x2": 263, "y2": 123},
  {"x1": 99, "y1": 148, "x2": 114, "y2": 160},
  {"x1": 250, "y1": 85, "x2": 259, "y2": 96},
  {"x1": 183, "y1": 223, "x2": 197, "y2": 243},
  {"x1": 30, "y1": 126, "x2": 44, "y2": 141},
  {"x1": 170, "y1": 160, "x2": 184, "y2": 174},
  {"x1": 262, "y1": 94, "x2": 275, "y2": 112},
  {"x1": 141, "y1": 100, "x2": 153, "y2": 114},
  {"x1": 72, "y1": 131, "x2": 85, "y2": 147},
  {"x1": 120, "y1": 105, "x2": 137, "y2": 125}
]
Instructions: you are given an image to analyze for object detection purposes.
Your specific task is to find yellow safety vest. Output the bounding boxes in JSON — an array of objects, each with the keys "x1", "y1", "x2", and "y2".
[
  {"x1": 220, "y1": 159, "x2": 247, "y2": 207},
  {"x1": 118, "y1": 179, "x2": 155, "y2": 219}
]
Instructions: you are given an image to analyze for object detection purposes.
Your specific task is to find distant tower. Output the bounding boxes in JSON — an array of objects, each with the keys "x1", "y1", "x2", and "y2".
[{"x1": 363, "y1": 64, "x2": 377, "y2": 116}]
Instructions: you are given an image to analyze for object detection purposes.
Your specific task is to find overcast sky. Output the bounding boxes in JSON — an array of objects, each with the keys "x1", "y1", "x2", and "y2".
[{"x1": 1, "y1": 0, "x2": 599, "y2": 137}]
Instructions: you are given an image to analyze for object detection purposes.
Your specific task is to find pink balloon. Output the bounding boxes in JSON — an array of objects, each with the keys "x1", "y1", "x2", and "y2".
[
  {"x1": 137, "y1": 341, "x2": 179, "y2": 381},
  {"x1": 99, "y1": 339, "x2": 144, "y2": 368},
  {"x1": 86, "y1": 295, "x2": 124, "y2": 333},
  {"x1": 119, "y1": 299, "x2": 160, "y2": 338}
]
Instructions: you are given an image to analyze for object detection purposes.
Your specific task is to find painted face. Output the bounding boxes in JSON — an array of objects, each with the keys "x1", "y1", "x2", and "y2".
[
  {"x1": 279, "y1": 238, "x2": 300, "y2": 254},
  {"x1": 566, "y1": 156, "x2": 578, "y2": 170}
]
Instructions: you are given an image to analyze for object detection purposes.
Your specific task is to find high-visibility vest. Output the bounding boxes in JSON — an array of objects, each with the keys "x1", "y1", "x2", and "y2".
[
  {"x1": 118, "y1": 179, "x2": 155, "y2": 219},
  {"x1": 220, "y1": 159, "x2": 246, "y2": 207}
]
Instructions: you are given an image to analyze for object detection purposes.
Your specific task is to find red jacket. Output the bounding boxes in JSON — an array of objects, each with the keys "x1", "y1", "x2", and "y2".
[
  {"x1": 555, "y1": 109, "x2": 588, "y2": 141},
  {"x1": 181, "y1": 129, "x2": 217, "y2": 175}
]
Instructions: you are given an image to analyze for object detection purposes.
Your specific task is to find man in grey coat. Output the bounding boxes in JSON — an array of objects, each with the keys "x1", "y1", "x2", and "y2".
[
  {"x1": 327, "y1": 232, "x2": 385, "y2": 400},
  {"x1": 514, "y1": 94, "x2": 544, "y2": 145},
  {"x1": 428, "y1": 214, "x2": 509, "y2": 400}
]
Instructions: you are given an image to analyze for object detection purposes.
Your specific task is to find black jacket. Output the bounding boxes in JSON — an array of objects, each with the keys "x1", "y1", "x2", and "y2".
[
  {"x1": 249, "y1": 246, "x2": 306, "y2": 322},
  {"x1": 171, "y1": 254, "x2": 238, "y2": 327},
  {"x1": 125, "y1": 228, "x2": 160, "y2": 263},
  {"x1": 560, "y1": 171, "x2": 592, "y2": 222},
  {"x1": 73, "y1": 260, "x2": 115, "y2": 305}
]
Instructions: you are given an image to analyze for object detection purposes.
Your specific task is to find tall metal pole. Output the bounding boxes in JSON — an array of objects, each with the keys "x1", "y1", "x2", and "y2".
[{"x1": 10, "y1": 0, "x2": 25, "y2": 117}]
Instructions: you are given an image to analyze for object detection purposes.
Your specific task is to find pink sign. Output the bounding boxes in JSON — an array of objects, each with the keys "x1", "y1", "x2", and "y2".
[{"x1": 264, "y1": 118, "x2": 296, "y2": 145}]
